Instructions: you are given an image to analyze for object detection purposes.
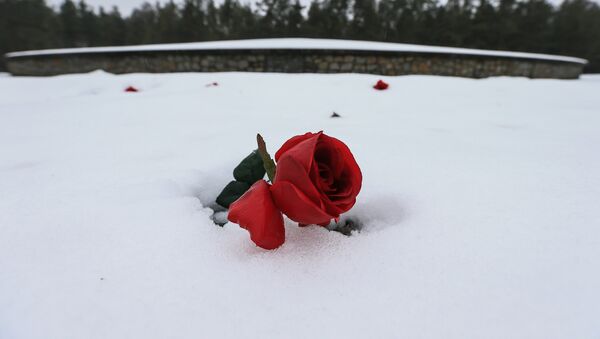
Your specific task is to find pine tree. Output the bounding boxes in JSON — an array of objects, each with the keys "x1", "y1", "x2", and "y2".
[
  {"x1": 305, "y1": 0, "x2": 327, "y2": 37},
  {"x1": 321, "y1": 0, "x2": 350, "y2": 38},
  {"x1": 127, "y1": 2, "x2": 158, "y2": 44},
  {"x1": 286, "y1": 0, "x2": 304, "y2": 36},
  {"x1": 59, "y1": 0, "x2": 82, "y2": 46},
  {"x1": 97, "y1": 6, "x2": 126, "y2": 46},
  {"x1": 350, "y1": 0, "x2": 380, "y2": 40},
  {"x1": 157, "y1": 1, "x2": 181, "y2": 43},
  {"x1": 1, "y1": 0, "x2": 600, "y2": 72},
  {"x1": 552, "y1": 0, "x2": 600, "y2": 72},
  {"x1": 180, "y1": 0, "x2": 207, "y2": 41},
  {"x1": 78, "y1": 0, "x2": 99, "y2": 46}
]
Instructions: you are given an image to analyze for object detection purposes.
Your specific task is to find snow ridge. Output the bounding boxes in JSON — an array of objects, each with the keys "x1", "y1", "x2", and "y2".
[{"x1": 5, "y1": 38, "x2": 588, "y2": 64}]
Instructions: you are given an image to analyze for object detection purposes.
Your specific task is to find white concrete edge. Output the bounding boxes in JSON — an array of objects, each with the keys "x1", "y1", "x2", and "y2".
[{"x1": 5, "y1": 38, "x2": 588, "y2": 65}]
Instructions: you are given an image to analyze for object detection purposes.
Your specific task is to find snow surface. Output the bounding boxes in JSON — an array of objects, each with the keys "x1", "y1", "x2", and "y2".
[
  {"x1": 1, "y1": 71, "x2": 600, "y2": 339},
  {"x1": 5, "y1": 38, "x2": 588, "y2": 64}
]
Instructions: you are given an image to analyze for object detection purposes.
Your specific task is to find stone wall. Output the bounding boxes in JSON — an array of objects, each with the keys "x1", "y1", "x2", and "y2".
[{"x1": 6, "y1": 49, "x2": 585, "y2": 79}]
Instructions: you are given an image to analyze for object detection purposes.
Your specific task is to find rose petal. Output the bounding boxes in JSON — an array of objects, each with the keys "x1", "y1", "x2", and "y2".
[
  {"x1": 271, "y1": 181, "x2": 334, "y2": 225},
  {"x1": 274, "y1": 132, "x2": 326, "y2": 172},
  {"x1": 228, "y1": 180, "x2": 285, "y2": 250},
  {"x1": 314, "y1": 140, "x2": 343, "y2": 178},
  {"x1": 321, "y1": 135, "x2": 361, "y2": 180},
  {"x1": 306, "y1": 164, "x2": 344, "y2": 217},
  {"x1": 319, "y1": 134, "x2": 363, "y2": 203},
  {"x1": 307, "y1": 135, "x2": 362, "y2": 212},
  {"x1": 316, "y1": 164, "x2": 335, "y2": 193},
  {"x1": 276, "y1": 135, "x2": 321, "y2": 173},
  {"x1": 274, "y1": 132, "x2": 316, "y2": 161},
  {"x1": 274, "y1": 152, "x2": 322, "y2": 205}
]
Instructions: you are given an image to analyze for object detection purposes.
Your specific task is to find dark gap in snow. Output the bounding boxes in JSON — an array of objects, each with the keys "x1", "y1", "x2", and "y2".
[
  {"x1": 208, "y1": 204, "x2": 228, "y2": 227},
  {"x1": 328, "y1": 218, "x2": 362, "y2": 236}
]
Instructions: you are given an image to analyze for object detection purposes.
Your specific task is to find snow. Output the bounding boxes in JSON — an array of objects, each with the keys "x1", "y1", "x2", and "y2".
[
  {"x1": 5, "y1": 38, "x2": 588, "y2": 64},
  {"x1": 1, "y1": 70, "x2": 600, "y2": 339}
]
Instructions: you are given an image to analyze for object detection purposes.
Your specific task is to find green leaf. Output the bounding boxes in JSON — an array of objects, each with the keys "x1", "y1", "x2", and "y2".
[
  {"x1": 233, "y1": 150, "x2": 266, "y2": 185},
  {"x1": 257, "y1": 134, "x2": 276, "y2": 182},
  {"x1": 215, "y1": 180, "x2": 251, "y2": 208}
]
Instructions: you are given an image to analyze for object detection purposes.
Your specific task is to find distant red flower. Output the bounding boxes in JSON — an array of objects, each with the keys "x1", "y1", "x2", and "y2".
[
  {"x1": 373, "y1": 80, "x2": 389, "y2": 90},
  {"x1": 124, "y1": 86, "x2": 139, "y2": 92}
]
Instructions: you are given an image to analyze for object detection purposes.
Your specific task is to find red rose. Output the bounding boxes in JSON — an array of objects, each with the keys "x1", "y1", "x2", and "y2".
[
  {"x1": 271, "y1": 132, "x2": 362, "y2": 225},
  {"x1": 228, "y1": 132, "x2": 362, "y2": 249},
  {"x1": 373, "y1": 80, "x2": 389, "y2": 90}
]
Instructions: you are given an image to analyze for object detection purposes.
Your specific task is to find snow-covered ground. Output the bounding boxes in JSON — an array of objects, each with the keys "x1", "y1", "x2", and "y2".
[{"x1": 1, "y1": 71, "x2": 599, "y2": 339}]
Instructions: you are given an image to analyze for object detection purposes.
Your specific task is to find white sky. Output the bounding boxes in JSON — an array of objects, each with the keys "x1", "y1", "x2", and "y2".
[{"x1": 47, "y1": 0, "x2": 575, "y2": 15}]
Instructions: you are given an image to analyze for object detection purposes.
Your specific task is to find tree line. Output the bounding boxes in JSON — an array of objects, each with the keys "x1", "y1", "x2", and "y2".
[{"x1": 1, "y1": 0, "x2": 599, "y2": 72}]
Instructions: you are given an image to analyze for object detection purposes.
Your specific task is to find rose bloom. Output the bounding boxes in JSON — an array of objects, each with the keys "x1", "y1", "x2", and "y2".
[
  {"x1": 228, "y1": 132, "x2": 362, "y2": 249},
  {"x1": 373, "y1": 79, "x2": 389, "y2": 90}
]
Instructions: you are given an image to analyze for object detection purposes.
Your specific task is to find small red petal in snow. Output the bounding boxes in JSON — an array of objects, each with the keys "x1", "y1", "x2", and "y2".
[
  {"x1": 373, "y1": 80, "x2": 389, "y2": 90},
  {"x1": 125, "y1": 86, "x2": 139, "y2": 92}
]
